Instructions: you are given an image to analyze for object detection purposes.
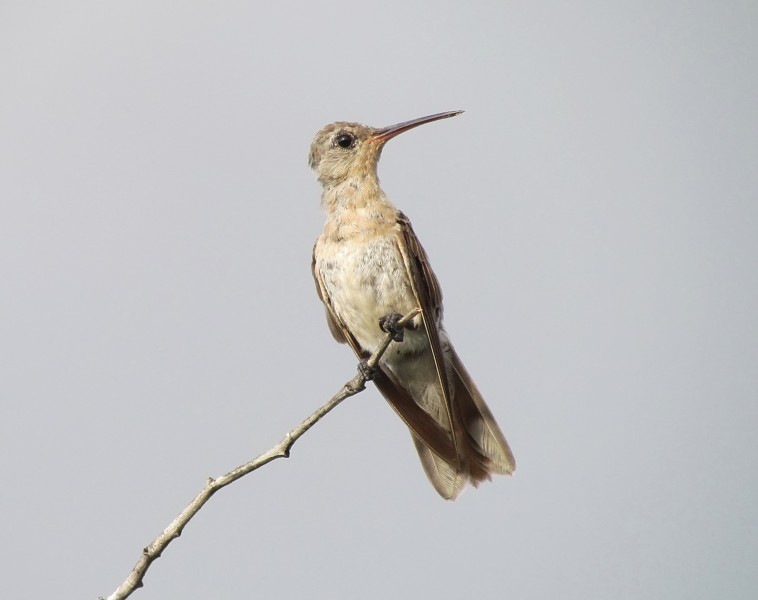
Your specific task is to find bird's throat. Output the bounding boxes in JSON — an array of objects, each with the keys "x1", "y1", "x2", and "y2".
[{"x1": 321, "y1": 177, "x2": 397, "y2": 241}]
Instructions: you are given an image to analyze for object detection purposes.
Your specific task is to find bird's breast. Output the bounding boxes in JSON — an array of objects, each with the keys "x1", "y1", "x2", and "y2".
[{"x1": 315, "y1": 232, "x2": 421, "y2": 354}]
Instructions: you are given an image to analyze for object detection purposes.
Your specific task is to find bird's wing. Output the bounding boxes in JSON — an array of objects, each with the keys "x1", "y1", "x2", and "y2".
[
  {"x1": 393, "y1": 210, "x2": 450, "y2": 398},
  {"x1": 448, "y1": 349, "x2": 516, "y2": 475},
  {"x1": 397, "y1": 213, "x2": 516, "y2": 489},
  {"x1": 393, "y1": 212, "x2": 466, "y2": 472},
  {"x1": 312, "y1": 241, "x2": 354, "y2": 349}
]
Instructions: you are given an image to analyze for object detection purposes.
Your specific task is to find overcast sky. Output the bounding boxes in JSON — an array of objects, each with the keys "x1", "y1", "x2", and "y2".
[{"x1": 1, "y1": 2, "x2": 757, "y2": 599}]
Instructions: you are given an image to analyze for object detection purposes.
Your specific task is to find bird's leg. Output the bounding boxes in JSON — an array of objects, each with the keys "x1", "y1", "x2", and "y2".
[{"x1": 379, "y1": 312, "x2": 414, "y2": 342}]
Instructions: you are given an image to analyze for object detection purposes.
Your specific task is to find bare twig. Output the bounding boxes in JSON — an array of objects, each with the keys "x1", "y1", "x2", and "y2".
[{"x1": 103, "y1": 307, "x2": 421, "y2": 600}]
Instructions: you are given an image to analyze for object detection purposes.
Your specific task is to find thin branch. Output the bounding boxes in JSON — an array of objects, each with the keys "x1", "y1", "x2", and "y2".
[{"x1": 103, "y1": 307, "x2": 421, "y2": 600}]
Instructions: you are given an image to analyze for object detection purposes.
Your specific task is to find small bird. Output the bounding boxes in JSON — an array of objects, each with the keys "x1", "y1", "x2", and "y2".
[{"x1": 310, "y1": 111, "x2": 515, "y2": 499}]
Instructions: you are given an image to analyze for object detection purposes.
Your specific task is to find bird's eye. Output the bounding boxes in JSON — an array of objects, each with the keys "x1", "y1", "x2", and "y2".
[{"x1": 335, "y1": 133, "x2": 355, "y2": 149}]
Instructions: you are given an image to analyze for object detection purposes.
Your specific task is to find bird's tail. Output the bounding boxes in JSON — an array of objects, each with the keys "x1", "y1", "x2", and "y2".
[
  {"x1": 447, "y1": 348, "x2": 516, "y2": 481},
  {"x1": 374, "y1": 344, "x2": 515, "y2": 499}
]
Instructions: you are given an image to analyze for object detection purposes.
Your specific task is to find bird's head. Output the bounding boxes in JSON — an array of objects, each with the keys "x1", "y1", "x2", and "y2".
[{"x1": 308, "y1": 110, "x2": 463, "y2": 187}]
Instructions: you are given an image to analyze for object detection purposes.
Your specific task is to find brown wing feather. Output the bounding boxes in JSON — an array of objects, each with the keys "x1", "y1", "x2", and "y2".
[
  {"x1": 373, "y1": 371, "x2": 457, "y2": 463},
  {"x1": 312, "y1": 242, "x2": 352, "y2": 348},
  {"x1": 396, "y1": 212, "x2": 515, "y2": 488},
  {"x1": 394, "y1": 212, "x2": 466, "y2": 476},
  {"x1": 395, "y1": 212, "x2": 443, "y2": 316},
  {"x1": 448, "y1": 349, "x2": 516, "y2": 475}
]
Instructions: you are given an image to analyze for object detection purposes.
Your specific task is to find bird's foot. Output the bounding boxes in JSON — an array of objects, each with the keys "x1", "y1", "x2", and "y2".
[
  {"x1": 358, "y1": 360, "x2": 376, "y2": 381},
  {"x1": 379, "y1": 313, "x2": 409, "y2": 342}
]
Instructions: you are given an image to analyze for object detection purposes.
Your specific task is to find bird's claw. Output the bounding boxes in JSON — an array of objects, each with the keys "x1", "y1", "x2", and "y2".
[{"x1": 379, "y1": 313, "x2": 407, "y2": 342}]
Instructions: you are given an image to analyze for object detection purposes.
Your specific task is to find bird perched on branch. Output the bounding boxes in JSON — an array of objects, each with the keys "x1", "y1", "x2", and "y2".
[{"x1": 310, "y1": 110, "x2": 515, "y2": 499}]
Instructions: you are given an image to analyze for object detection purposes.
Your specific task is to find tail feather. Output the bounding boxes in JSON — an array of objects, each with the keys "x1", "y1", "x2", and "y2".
[
  {"x1": 373, "y1": 346, "x2": 514, "y2": 499},
  {"x1": 373, "y1": 369, "x2": 457, "y2": 464},
  {"x1": 449, "y1": 349, "x2": 516, "y2": 476},
  {"x1": 412, "y1": 438, "x2": 467, "y2": 500}
]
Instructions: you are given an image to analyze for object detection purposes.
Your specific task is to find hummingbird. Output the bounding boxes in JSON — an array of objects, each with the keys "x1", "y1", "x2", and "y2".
[{"x1": 309, "y1": 110, "x2": 515, "y2": 499}]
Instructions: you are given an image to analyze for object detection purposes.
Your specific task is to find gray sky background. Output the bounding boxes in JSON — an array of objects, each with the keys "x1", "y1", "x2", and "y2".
[{"x1": 2, "y1": 2, "x2": 757, "y2": 599}]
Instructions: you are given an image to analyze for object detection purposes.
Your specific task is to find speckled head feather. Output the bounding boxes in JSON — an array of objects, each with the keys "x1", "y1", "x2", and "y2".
[{"x1": 308, "y1": 121, "x2": 383, "y2": 186}]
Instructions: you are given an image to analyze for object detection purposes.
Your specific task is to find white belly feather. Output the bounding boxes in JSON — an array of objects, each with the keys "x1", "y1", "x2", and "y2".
[{"x1": 316, "y1": 235, "x2": 425, "y2": 354}]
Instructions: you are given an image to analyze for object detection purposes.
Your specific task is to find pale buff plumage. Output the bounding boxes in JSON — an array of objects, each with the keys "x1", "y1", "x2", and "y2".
[{"x1": 310, "y1": 111, "x2": 515, "y2": 499}]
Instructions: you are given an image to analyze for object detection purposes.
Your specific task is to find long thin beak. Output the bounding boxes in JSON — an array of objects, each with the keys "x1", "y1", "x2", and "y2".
[{"x1": 371, "y1": 110, "x2": 464, "y2": 143}]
